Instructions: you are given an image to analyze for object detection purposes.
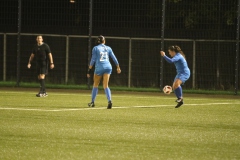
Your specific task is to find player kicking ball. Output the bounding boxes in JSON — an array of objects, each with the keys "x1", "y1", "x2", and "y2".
[
  {"x1": 87, "y1": 35, "x2": 121, "y2": 109},
  {"x1": 160, "y1": 45, "x2": 190, "y2": 108}
]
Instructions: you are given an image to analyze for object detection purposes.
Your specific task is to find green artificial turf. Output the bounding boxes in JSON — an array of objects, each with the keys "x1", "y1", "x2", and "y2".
[{"x1": 0, "y1": 88, "x2": 239, "y2": 160}]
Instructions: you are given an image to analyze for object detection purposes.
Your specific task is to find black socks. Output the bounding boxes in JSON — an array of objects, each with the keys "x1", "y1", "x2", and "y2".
[{"x1": 39, "y1": 79, "x2": 46, "y2": 93}]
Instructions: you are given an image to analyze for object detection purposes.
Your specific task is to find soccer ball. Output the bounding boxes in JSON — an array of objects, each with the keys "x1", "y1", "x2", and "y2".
[{"x1": 163, "y1": 85, "x2": 172, "y2": 94}]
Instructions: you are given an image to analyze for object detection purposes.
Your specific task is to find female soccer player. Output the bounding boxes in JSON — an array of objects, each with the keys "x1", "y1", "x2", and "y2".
[
  {"x1": 160, "y1": 45, "x2": 190, "y2": 108},
  {"x1": 87, "y1": 35, "x2": 121, "y2": 109}
]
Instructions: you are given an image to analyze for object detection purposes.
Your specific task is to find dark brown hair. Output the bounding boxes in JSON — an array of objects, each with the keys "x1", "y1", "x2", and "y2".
[
  {"x1": 168, "y1": 45, "x2": 186, "y2": 59},
  {"x1": 95, "y1": 35, "x2": 105, "y2": 45}
]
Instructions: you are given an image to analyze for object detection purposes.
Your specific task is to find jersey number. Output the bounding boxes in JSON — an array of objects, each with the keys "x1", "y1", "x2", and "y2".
[{"x1": 100, "y1": 52, "x2": 108, "y2": 61}]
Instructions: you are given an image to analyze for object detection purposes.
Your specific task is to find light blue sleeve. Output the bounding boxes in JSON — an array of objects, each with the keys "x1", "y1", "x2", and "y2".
[
  {"x1": 108, "y1": 47, "x2": 119, "y2": 66},
  {"x1": 163, "y1": 55, "x2": 174, "y2": 63},
  {"x1": 163, "y1": 54, "x2": 180, "y2": 63},
  {"x1": 90, "y1": 47, "x2": 97, "y2": 66}
]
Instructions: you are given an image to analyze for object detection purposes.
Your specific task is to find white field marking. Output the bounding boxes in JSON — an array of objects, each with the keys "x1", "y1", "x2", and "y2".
[
  {"x1": 0, "y1": 91, "x2": 218, "y2": 99},
  {"x1": 0, "y1": 102, "x2": 237, "y2": 112},
  {"x1": 0, "y1": 91, "x2": 235, "y2": 101},
  {"x1": 0, "y1": 91, "x2": 90, "y2": 96}
]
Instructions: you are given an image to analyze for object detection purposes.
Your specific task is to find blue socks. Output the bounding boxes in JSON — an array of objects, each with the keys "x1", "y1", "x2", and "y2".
[
  {"x1": 91, "y1": 87, "x2": 111, "y2": 103},
  {"x1": 104, "y1": 87, "x2": 111, "y2": 102},
  {"x1": 91, "y1": 87, "x2": 98, "y2": 103},
  {"x1": 174, "y1": 86, "x2": 182, "y2": 99}
]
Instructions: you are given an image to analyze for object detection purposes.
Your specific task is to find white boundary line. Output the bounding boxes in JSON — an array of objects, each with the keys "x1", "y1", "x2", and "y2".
[
  {"x1": 2, "y1": 91, "x2": 240, "y2": 102},
  {"x1": 0, "y1": 102, "x2": 236, "y2": 112},
  {"x1": 1, "y1": 91, "x2": 236, "y2": 102}
]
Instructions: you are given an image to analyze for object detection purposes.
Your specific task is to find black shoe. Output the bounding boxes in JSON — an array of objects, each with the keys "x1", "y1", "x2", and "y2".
[
  {"x1": 175, "y1": 98, "x2": 182, "y2": 103},
  {"x1": 107, "y1": 101, "x2": 112, "y2": 109},
  {"x1": 175, "y1": 99, "x2": 183, "y2": 108},
  {"x1": 36, "y1": 92, "x2": 43, "y2": 97},
  {"x1": 36, "y1": 92, "x2": 48, "y2": 97},
  {"x1": 88, "y1": 102, "x2": 95, "y2": 107}
]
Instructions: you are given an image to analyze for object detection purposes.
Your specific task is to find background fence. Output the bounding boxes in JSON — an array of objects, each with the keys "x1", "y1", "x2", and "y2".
[{"x1": 0, "y1": 0, "x2": 239, "y2": 92}]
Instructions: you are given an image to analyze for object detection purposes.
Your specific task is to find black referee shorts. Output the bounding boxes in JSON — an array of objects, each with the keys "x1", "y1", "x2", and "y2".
[{"x1": 37, "y1": 61, "x2": 48, "y2": 75}]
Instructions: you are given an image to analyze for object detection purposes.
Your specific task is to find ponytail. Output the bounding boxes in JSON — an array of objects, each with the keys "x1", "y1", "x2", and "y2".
[
  {"x1": 168, "y1": 45, "x2": 186, "y2": 59},
  {"x1": 95, "y1": 35, "x2": 105, "y2": 45}
]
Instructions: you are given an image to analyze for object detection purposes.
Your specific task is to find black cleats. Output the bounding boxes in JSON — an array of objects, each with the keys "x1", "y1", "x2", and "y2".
[
  {"x1": 107, "y1": 101, "x2": 112, "y2": 109},
  {"x1": 36, "y1": 92, "x2": 48, "y2": 97},
  {"x1": 36, "y1": 92, "x2": 41, "y2": 97},
  {"x1": 88, "y1": 101, "x2": 112, "y2": 109},
  {"x1": 88, "y1": 102, "x2": 95, "y2": 107},
  {"x1": 175, "y1": 98, "x2": 182, "y2": 103},
  {"x1": 175, "y1": 98, "x2": 183, "y2": 108}
]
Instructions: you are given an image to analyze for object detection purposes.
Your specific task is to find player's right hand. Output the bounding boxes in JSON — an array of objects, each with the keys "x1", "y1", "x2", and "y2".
[
  {"x1": 160, "y1": 51, "x2": 165, "y2": 56},
  {"x1": 27, "y1": 63, "x2": 31, "y2": 68}
]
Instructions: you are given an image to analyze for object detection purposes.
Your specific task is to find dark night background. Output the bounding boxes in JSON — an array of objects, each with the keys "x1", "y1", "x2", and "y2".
[
  {"x1": 0, "y1": 0, "x2": 239, "y2": 90},
  {"x1": 1, "y1": 0, "x2": 236, "y2": 38}
]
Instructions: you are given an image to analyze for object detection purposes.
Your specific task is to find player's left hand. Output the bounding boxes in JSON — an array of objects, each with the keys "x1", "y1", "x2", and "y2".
[
  {"x1": 87, "y1": 74, "x2": 91, "y2": 78},
  {"x1": 117, "y1": 68, "x2": 121, "y2": 74}
]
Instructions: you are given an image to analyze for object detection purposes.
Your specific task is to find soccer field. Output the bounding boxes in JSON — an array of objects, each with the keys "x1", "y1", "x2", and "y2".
[{"x1": 0, "y1": 88, "x2": 240, "y2": 160}]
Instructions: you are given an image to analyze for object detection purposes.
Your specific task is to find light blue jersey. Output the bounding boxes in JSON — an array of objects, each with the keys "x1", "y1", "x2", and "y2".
[
  {"x1": 163, "y1": 53, "x2": 190, "y2": 83},
  {"x1": 90, "y1": 44, "x2": 119, "y2": 75}
]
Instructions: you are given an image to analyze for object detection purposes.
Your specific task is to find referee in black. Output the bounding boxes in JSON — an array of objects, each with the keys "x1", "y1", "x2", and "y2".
[{"x1": 27, "y1": 35, "x2": 54, "y2": 97}]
